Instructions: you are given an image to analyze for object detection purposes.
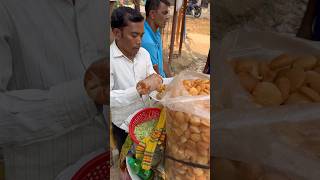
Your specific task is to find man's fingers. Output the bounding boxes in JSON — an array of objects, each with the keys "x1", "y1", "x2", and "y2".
[
  {"x1": 86, "y1": 86, "x2": 107, "y2": 105},
  {"x1": 84, "y1": 58, "x2": 108, "y2": 104},
  {"x1": 96, "y1": 87, "x2": 107, "y2": 105}
]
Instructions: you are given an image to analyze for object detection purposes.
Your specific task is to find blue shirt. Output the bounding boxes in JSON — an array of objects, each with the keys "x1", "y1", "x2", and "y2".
[{"x1": 141, "y1": 21, "x2": 166, "y2": 77}]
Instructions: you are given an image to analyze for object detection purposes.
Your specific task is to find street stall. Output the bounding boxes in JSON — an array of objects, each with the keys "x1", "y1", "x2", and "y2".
[
  {"x1": 116, "y1": 71, "x2": 210, "y2": 180},
  {"x1": 109, "y1": 0, "x2": 210, "y2": 179}
]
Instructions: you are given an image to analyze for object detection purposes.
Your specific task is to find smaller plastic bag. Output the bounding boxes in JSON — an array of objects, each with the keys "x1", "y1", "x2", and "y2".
[{"x1": 136, "y1": 74, "x2": 163, "y2": 94}]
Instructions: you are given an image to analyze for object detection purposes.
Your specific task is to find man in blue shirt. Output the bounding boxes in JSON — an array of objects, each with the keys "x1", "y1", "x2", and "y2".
[{"x1": 142, "y1": 0, "x2": 172, "y2": 77}]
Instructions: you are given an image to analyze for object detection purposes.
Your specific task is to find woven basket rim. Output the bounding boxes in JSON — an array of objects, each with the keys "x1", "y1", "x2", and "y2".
[{"x1": 129, "y1": 107, "x2": 161, "y2": 144}]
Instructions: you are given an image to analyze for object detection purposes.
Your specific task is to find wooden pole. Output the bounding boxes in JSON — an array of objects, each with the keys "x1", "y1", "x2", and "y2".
[
  {"x1": 203, "y1": 49, "x2": 210, "y2": 74},
  {"x1": 163, "y1": 16, "x2": 171, "y2": 59},
  {"x1": 178, "y1": 0, "x2": 187, "y2": 56},
  {"x1": 133, "y1": 0, "x2": 140, "y2": 12},
  {"x1": 175, "y1": 9, "x2": 182, "y2": 44},
  {"x1": 169, "y1": 0, "x2": 178, "y2": 65}
]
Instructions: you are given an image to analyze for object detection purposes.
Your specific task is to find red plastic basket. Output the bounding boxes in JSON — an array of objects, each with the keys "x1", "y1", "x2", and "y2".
[
  {"x1": 129, "y1": 107, "x2": 161, "y2": 144},
  {"x1": 71, "y1": 151, "x2": 110, "y2": 180}
]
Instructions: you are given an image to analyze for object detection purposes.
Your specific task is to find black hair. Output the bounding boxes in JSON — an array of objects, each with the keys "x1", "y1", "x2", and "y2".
[
  {"x1": 145, "y1": 0, "x2": 170, "y2": 17},
  {"x1": 111, "y1": 7, "x2": 144, "y2": 29}
]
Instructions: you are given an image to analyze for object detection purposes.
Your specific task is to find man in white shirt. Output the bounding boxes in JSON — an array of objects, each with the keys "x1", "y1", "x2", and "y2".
[
  {"x1": 110, "y1": 7, "x2": 162, "y2": 151},
  {"x1": 0, "y1": 0, "x2": 107, "y2": 179}
]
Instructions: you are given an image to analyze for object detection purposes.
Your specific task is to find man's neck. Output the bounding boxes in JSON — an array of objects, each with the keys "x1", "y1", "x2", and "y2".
[
  {"x1": 115, "y1": 41, "x2": 135, "y2": 61},
  {"x1": 146, "y1": 18, "x2": 159, "y2": 33}
]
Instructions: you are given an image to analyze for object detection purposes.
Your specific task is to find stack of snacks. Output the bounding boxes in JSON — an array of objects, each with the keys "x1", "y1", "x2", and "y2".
[
  {"x1": 231, "y1": 53, "x2": 320, "y2": 106},
  {"x1": 160, "y1": 71, "x2": 210, "y2": 180}
]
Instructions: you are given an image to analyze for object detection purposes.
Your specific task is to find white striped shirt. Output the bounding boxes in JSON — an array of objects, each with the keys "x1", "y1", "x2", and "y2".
[{"x1": 0, "y1": 0, "x2": 108, "y2": 179}]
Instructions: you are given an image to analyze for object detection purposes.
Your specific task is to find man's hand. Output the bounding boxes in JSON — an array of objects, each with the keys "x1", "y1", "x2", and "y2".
[
  {"x1": 136, "y1": 73, "x2": 162, "y2": 95},
  {"x1": 153, "y1": 64, "x2": 160, "y2": 74},
  {"x1": 84, "y1": 58, "x2": 107, "y2": 105}
]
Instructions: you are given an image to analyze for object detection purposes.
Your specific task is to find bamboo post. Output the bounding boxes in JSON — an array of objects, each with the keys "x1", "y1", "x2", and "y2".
[
  {"x1": 178, "y1": 0, "x2": 187, "y2": 56},
  {"x1": 175, "y1": 9, "x2": 182, "y2": 44},
  {"x1": 168, "y1": 0, "x2": 178, "y2": 65}
]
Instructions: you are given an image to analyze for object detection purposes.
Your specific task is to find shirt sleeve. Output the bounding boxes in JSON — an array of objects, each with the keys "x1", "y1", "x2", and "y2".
[
  {"x1": 110, "y1": 62, "x2": 140, "y2": 108},
  {"x1": 145, "y1": 49, "x2": 157, "y2": 76},
  {"x1": 0, "y1": 3, "x2": 98, "y2": 145}
]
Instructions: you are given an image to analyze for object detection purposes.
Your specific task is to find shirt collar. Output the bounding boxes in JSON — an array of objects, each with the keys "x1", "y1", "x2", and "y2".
[
  {"x1": 111, "y1": 41, "x2": 124, "y2": 58},
  {"x1": 144, "y1": 21, "x2": 160, "y2": 39},
  {"x1": 111, "y1": 41, "x2": 142, "y2": 62}
]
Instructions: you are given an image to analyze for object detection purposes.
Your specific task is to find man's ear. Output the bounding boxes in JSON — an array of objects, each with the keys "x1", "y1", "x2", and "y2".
[{"x1": 112, "y1": 28, "x2": 122, "y2": 40}]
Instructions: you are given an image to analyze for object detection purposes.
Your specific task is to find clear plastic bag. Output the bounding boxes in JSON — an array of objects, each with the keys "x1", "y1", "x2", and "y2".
[
  {"x1": 160, "y1": 71, "x2": 210, "y2": 180},
  {"x1": 136, "y1": 74, "x2": 163, "y2": 95},
  {"x1": 214, "y1": 28, "x2": 320, "y2": 109},
  {"x1": 214, "y1": 105, "x2": 320, "y2": 180},
  {"x1": 214, "y1": 29, "x2": 320, "y2": 180}
]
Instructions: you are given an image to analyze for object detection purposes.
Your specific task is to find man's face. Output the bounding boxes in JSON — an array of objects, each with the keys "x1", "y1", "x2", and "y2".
[
  {"x1": 114, "y1": 21, "x2": 144, "y2": 58},
  {"x1": 153, "y1": 2, "x2": 169, "y2": 28}
]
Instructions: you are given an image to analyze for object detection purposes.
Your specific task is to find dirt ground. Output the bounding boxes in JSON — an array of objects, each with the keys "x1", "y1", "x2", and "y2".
[
  {"x1": 213, "y1": 0, "x2": 308, "y2": 39},
  {"x1": 138, "y1": 5, "x2": 210, "y2": 74},
  {"x1": 163, "y1": 11, "x2": 210, "y2": 74}
]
